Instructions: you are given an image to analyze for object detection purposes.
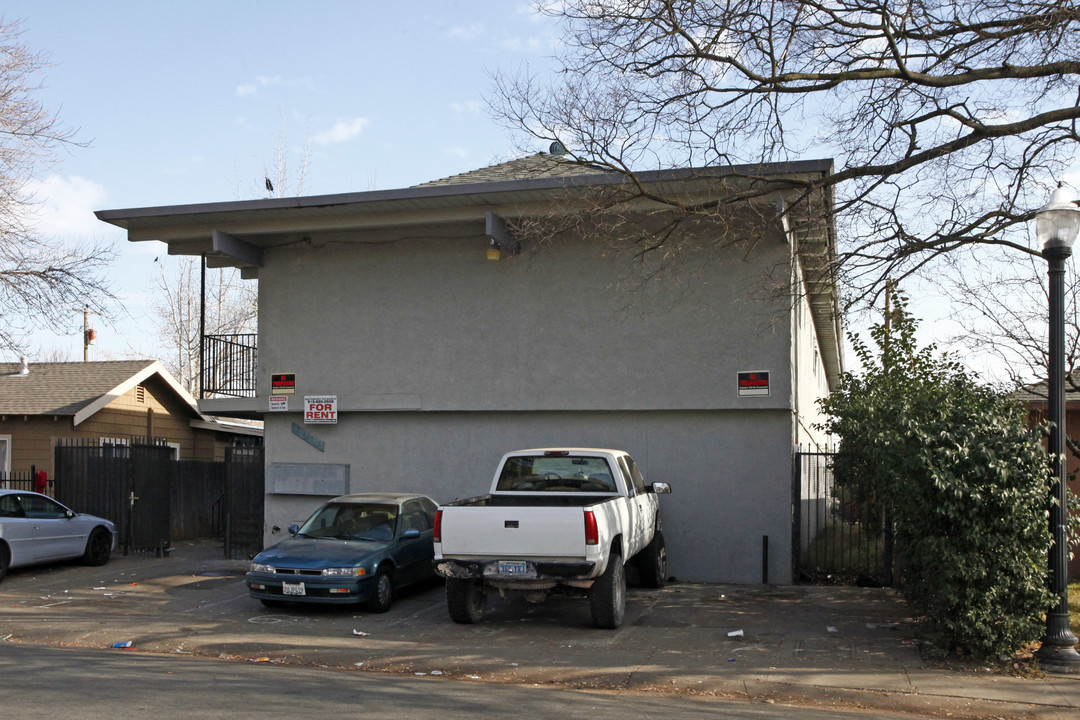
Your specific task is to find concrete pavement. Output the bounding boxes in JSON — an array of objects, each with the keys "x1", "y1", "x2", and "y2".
[{"x1": 1, "y1": 540, "x2": 1078, "y2": 719}]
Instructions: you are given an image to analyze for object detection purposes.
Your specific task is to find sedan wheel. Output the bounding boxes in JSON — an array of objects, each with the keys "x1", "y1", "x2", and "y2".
[
  {"x1": 82, "y1": 528, "x2": 112, "y2": 566},
  {"x1": 366, "y1": 567, "x2": 394, "y2": 613}
]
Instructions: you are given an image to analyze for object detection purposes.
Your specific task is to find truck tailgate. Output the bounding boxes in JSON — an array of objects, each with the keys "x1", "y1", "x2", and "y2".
[{"x1": 439, "y1": 505, "x2": 586, "y2": 558}]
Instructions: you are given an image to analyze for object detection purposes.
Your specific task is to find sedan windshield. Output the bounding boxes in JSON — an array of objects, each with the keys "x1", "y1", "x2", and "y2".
[{"x1": 298, "y1": 503, "x2": 398, "y2": 540}]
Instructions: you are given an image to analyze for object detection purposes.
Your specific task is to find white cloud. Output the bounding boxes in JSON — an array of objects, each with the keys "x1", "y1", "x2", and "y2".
[
  {"x1": 236, "y1": 75, "x2": 317, "y2": 97},
  {"x1": 450, "y1": 100, "x2": 484, "y2": 116},
  {"x1": 449, "y1": 23, "x2": 484, "y2": 41},
  {"x1": 313, "y1": 117, "x2": 369, "y2": 145},
  {"x1": 25, "y1": 175, "x2": 109, "y2": 238},
  {"x1": 445, "y1": 145, "x2": 468, "y2": 159},
  {"x1": 501, "y1": 35, "x2": 553, "y2": 53}
]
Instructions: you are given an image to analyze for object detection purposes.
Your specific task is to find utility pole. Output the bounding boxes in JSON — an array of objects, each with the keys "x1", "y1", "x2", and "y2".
[{"x1": 73, "y1": 307, "x2": 100, "y2": 362}]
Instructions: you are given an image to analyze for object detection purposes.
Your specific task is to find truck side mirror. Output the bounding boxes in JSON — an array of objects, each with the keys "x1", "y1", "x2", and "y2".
[
  {"x1": 288, "y1": 524, "x2": 300, "y2": 535},
  {"x1": 648, "y1": 482, "x2": 671, "y2": 494}
]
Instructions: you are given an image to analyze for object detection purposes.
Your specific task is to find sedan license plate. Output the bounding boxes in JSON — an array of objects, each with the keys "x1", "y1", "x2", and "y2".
[
  {"x1": 282, "y1": 581, "x2": 306, "y2": 596},
  {"x1": 497, "y1": 560, "x2": 528, "y2": 576}
]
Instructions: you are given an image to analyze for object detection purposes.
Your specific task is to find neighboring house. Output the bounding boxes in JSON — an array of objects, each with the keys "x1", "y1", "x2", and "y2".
[
  {"x1": 96, "y1": 153, "x2": 843, "y2": 584},
  {"x1": 1016, "y1": 380, "x2": 1080, "y2": 580},
  {"x1": 0, "y1": 359, "x2": 262, "y2": 481}
]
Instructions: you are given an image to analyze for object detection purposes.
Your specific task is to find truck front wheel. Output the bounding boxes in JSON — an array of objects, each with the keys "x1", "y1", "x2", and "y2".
[
  {"x1": 589, "y1": 557, "x2": 626, "y2": 629},
  {"x1": 446, "y1": 578, "x2": 486, "y2": 624},
  {"x1": 636, "y1": 530, "x2": 667, "y2": 589}
]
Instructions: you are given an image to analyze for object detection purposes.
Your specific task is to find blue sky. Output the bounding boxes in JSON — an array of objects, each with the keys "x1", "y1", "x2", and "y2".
[{"x1": 5, "y1": 1, "x2": 558, "y2": 361}]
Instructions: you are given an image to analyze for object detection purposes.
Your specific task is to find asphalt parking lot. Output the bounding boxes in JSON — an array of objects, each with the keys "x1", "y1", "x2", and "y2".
[{"x1": 2, "y1": 540, "x2": 1079, "y2": 719}]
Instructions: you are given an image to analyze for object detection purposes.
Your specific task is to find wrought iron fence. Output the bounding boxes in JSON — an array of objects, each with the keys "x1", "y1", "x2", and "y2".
[
  {"x1": 51, "y1": 438, "x2": 263, "y2": 556},
  {"x1": 793, "y1": 449, "x2": 893, "y2": 586},
  {"x1": 224, "y1": 445, "x2": 265, "y2": 559},
  {"x1": 0, "y1": 469, "x2": 35, "y2": 492},
  {"x1": 201, "y1": 333, "x2": 257, "y2": 398}
]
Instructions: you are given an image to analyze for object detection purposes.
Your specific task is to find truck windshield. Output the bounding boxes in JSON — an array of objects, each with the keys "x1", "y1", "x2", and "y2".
[{"x1": 496, "y1": 456, "x2": 617, "y2": 493}]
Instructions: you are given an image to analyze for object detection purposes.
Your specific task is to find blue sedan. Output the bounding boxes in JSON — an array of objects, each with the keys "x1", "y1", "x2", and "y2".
[{"x1": 246, "y1": 493, "x2": 438, "y2": 612}]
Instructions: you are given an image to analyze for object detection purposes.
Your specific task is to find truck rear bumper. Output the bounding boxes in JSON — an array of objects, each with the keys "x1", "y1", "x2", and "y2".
[{"x1": 434, "y1": 558, "x2": 596, "y2": 581}]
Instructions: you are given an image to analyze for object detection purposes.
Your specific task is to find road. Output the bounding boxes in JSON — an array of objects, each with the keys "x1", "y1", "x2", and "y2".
[{"x1": 2, "y1": 644, "x2": 914, "y2": 720}]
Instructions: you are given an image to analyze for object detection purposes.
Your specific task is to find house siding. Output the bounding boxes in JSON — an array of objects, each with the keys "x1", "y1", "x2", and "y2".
[{"x1": 1, "y1": 378, "x2": 236, "y2": 476}]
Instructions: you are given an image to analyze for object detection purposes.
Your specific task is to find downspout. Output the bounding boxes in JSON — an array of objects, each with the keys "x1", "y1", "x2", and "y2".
[{"x1": 200, "y1": 255, "x2": 206, "y2": 399}]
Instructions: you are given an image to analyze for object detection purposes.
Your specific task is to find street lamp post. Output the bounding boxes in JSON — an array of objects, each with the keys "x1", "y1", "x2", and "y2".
[{"x1": 1034, "y1": 185, "x2": 1080, "y2": 673}]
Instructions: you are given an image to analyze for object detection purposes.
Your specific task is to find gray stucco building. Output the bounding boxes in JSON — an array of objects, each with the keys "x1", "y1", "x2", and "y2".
[{"x1": 98, "y1": 153, "x2": 842, "y2": 584}]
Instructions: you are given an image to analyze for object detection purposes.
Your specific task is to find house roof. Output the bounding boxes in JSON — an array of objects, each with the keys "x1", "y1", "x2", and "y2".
[
  {"x1": 1014, "y1": 377, "x2": 1080, "y2": 405},
  {"x1": 95, "y1": 152, "x2": 842, "y2": 388},
  {"x1": 0, "y1": 359, "x2": 203, "y2": 426},
  {"x1": 415, "y1": 153, "x2": 612, "y2": 186}
]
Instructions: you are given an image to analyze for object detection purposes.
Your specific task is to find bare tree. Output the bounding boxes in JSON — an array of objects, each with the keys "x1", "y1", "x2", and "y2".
[
  {"x1": 490, "y1": 1, "x2": 1080, "y2": 308},
  {"x1": 149, "y1": 257, "x2": 256, "y2": 394},
  {"x1": 154, "y1": 116, "x2": 308, "y2": 392},
  {"x1": 0, "y1": 19, "x2": 115, "y2": 355},
  {"x1": 263, "y1": 113, "x2": 310, "y2": 198},
  {"x1": 943, "y1": 250, "x2": 1076, "y2": 385}
]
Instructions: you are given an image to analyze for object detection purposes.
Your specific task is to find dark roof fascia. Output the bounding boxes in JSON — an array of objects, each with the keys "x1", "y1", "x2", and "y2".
[{"x1": 95, "y1": 159, "x2": 835, "y2": 227}]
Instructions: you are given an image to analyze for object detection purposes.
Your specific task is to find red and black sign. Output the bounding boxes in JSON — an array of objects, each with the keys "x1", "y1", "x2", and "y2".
[
  {"x1": 737, "y1": 371, "x2": 770, "y2": 397},
  {"x1": 271, "y1": 373, "x2": 296, "y2": 395}
]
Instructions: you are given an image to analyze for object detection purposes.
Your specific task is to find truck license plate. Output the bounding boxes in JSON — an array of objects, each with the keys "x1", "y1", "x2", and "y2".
[
  {"x1": 282, "y1": 581, "x2": 306, "y2": 596},
  {"x1": 497, "y1": 561, "x2": 528, "y2": 575}
]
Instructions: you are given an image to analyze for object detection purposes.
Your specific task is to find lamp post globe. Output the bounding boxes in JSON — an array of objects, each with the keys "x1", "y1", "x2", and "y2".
[{"x1": 1034, "y1": 184, "x2": 1080, "y2": 672}]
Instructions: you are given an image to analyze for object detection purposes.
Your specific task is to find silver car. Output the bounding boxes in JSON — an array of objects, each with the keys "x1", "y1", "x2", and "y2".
[{"x1": 0, "y1": 489, "x2": 118, "y2": 582}]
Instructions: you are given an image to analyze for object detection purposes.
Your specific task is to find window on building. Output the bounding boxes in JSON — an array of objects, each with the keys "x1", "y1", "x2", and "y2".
[{"x1": 0, "y1": 435, "x2": 11, "y2": 478}]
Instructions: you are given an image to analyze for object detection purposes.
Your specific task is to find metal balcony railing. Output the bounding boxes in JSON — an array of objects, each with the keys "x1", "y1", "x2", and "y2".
[{"x1": 201, "y1": 333, "x2": 257, "y2": 398}]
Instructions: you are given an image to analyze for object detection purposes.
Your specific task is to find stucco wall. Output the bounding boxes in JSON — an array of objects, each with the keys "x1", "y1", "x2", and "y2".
[
  {"x1": 254, "y1": 223, "x2": 823, "y2": 583},
  {"x1": 793, "y1": 256, "x2": 835, "y2": 450},
  {"x1": 256, "y1": 231, "x2": 795, "y2": 412},
  {"x1": 261, "y1": 409, "x2": 795, "y2": 584}
]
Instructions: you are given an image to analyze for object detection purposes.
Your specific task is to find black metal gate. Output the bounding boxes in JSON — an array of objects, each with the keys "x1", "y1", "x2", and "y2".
[
  {"x1": 223, "y1": 446, "x2": 264, "y2": 559},
  {"x1": 793, "y1": 449, "x2": 893, "y2": 586},
  {"x1": 54, "y1": 438, "x2": 172, "y2": 555}
]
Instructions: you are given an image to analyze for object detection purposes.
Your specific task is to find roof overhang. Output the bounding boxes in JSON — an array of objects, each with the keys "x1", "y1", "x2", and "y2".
[
  {"x1": 97, "y1": 158, "x2": 841, "y2": 388},
  {"x1": 189, "y1": 417, "x2": 264, "y2": 436}
]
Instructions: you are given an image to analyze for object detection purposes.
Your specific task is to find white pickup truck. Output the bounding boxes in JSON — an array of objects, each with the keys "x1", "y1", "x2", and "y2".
[{"x1": 433, "y1": 448, "x2": 670, "y2": 628}]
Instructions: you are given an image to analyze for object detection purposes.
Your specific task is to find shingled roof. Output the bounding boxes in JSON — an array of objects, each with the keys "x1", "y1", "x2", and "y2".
[
  {"x1": 1013, "y1": 377, "x2": 1080, "y2": 405},
  {"x1": 0, "y1": 360, "x2": 198, "y2": 423},
  {"x1": 414, "y1": 152, "x2": 613, "y2": 187}
]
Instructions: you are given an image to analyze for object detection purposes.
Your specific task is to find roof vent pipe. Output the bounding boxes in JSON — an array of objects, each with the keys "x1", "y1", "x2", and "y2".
[
  {"x1": 548, "y1": 141, "x2": 568, "y2": 156},
  {"x1": 16, "y1": 356, "x2": 29, "y2": 376}
]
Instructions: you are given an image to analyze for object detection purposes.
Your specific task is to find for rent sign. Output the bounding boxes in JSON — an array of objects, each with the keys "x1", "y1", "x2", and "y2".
[{"x1": 304, "y1": 395, "x2": 338, "y2": 424}]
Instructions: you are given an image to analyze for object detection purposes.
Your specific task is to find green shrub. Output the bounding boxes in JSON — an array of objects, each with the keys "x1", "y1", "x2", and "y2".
[{"x1": 818, "y1": 294, "x2": 1054, "y2": 658}]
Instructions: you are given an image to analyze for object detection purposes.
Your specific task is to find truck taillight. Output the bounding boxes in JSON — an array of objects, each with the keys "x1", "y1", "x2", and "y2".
[
  {"x1": 584, "y1": 510, "x2": 599, "y2": 546},
  {"x1": 434, "y1": 509, "x2": 443, "y2": 543}
]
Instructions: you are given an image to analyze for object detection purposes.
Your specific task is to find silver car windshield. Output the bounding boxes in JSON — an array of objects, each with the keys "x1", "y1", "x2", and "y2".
[{"x1": 298, "y1": 503, "x2": 398, "y2": 540}]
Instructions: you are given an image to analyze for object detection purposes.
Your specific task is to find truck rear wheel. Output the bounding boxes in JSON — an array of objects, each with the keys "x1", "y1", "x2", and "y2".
[
  {"x1": 636, "y1": 530, "x2": 667, "y2": 589},
  {"x1": 589, "y1": 557, "x2": 626, "y2": 629},
  {"x1": 446, "y1": 578, "x2": 486, "y2": 624}
]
